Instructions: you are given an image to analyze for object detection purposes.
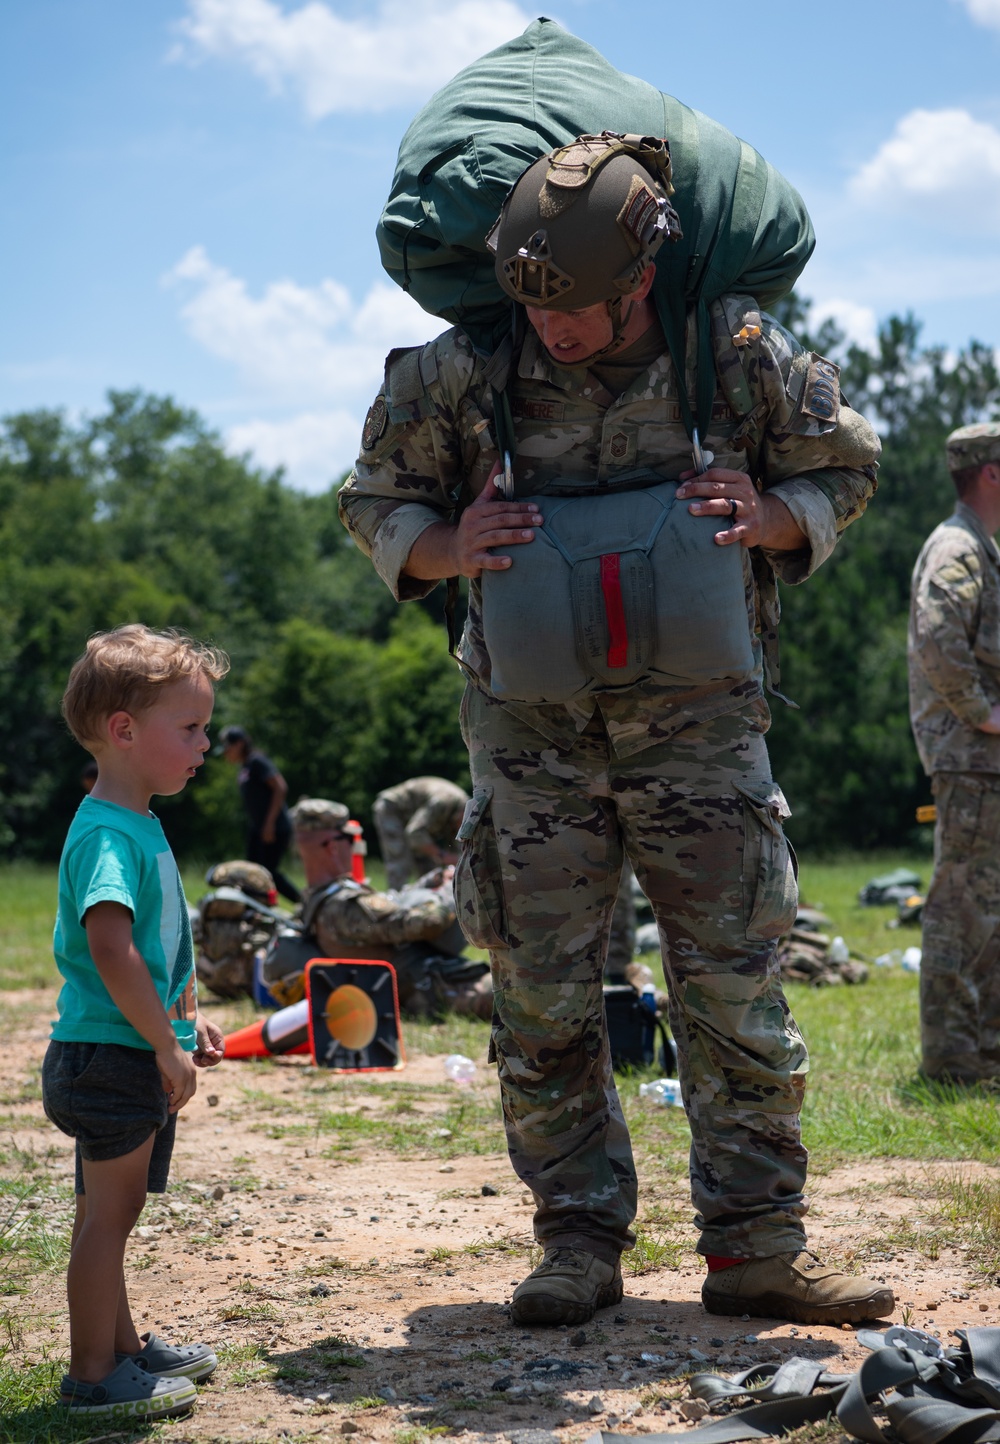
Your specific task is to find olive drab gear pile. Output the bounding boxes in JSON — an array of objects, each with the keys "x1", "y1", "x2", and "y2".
[
  {"x1": 480, "y1": 476, "x2": 754, "y2": 704},
  {"x1": 376, "y1": 17, "x2": 814, "y2": 442},
  {"x1": 194, "y1": 861, "x2": 285, "y2": 999}
]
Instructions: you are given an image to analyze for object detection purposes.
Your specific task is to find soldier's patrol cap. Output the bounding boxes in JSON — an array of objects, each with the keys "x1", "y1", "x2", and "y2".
[
  {"x1": 291, "y1": 797, "x2": 350, "y2": 834},
  {"x1": 945, "y1": 422, "x2": 1000, "y2": 473}
]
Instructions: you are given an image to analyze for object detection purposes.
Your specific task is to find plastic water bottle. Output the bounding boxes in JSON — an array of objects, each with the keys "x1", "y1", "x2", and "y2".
[
  {"x1": 639, "y1": 1078, "x2": 682, "y2": 1107},
  {"x1": 828, "y1": 935, "x2": 850, "y2": 964},
  {"x1": 901, "y1": 946, "x2": 922, "y2": 973},
  {"x1": 875, "y1": 949, "x2": 903, "y2": 968},
  {"x1": 443, "y1": 1054, "x2": 476, "y2": 1085}
]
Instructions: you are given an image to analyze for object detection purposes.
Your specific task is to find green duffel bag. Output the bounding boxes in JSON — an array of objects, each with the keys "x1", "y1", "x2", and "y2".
[
  {"x1": 377, "y1": 17, "x2": 813, "y2": 435},
  {"x1": 479, "y1": 478, "x2": 755, "y2": 704}
]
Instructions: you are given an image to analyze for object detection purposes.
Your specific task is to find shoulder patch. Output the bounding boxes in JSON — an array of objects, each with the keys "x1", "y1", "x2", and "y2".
[
  {"x1": 362, "y1": 395, "x2": 388, "y2": 451},
  {"x1": 801, "y1": 353, "x2": 840, "y2": 422}
]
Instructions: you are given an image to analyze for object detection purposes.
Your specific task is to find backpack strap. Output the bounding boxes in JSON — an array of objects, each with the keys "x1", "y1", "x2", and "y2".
[
  {"x1": 444, "y1": 310, "x2": 523, "y2": 656},
  {"x1": 710, "y1": 299, "x2": 797, "y2": 708},
  {"x1": 300, "y1": 879, "x2": 363, "y2": 935}
]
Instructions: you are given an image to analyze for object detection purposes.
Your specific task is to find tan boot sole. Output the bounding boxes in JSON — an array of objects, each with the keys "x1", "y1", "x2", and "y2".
[
  {"x1": 510, "y1": 1274, "x2": 623, "y2": 1327},
  {"x1": 702, "y1": 1283, "x2": 894, "y2": 1326}
]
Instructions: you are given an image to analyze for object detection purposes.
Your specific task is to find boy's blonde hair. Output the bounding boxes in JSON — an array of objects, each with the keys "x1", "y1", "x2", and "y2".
[{"x1": 63, "y1": 624, "x2": 230, "y2": 747}]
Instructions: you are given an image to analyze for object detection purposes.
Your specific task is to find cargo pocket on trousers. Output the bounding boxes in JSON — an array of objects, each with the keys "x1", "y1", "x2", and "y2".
[
  {"x1": 735, "y1": 780, "x2": 798, "y2": 942},
  {"x1": 453, "y1": 785, "x2": 511, "y2": 951}
]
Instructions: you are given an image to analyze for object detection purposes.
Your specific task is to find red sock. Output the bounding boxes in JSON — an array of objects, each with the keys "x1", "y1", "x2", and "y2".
[{"x1": 705, "y1": 1254, "x2": 742, "y2": 1272}]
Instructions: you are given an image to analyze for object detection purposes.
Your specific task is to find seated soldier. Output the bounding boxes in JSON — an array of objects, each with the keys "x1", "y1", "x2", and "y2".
[{"x1": 286, "y1": 797, "x2": 492, "y2": 1019}]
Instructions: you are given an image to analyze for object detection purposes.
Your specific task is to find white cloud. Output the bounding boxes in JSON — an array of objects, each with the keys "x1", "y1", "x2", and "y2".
[
  {"x1": 808, "y1": 298, "x2": 878, "y2": 354},
  {"x1": 226, "y1": 409, "x2": 362, "y2": 490},
  {"x1": 164, "y1": 245, "x2": 445, "y2": 403},
  {"x1": 174, "y1": 0, "x2": 531, "y2": 117},
  {"x1": 165, "y1": 245, "x2": 448, "y2": 489},
  {"x1": 954, "y1": 0, "x2": 1000, "y2": 30},
  {"x1": 849, "y1": 108, "x2": 1000, "y2": 229}
]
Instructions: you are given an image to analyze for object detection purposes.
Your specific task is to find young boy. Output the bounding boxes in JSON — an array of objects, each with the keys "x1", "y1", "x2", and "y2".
[{"x1": 42, "y1": 624, "x2": 230, "y2": 1421}]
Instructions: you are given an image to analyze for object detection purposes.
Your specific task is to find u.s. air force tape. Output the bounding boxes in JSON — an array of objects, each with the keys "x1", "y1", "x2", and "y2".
[{"x1": 801, "y1": 355, "x2": 840, "y2": 422}]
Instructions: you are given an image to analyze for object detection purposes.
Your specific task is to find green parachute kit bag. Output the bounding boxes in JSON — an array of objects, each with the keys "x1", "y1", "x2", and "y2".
[{"x1": 376, "y1": 16, "x2": 814, "y2": 437}]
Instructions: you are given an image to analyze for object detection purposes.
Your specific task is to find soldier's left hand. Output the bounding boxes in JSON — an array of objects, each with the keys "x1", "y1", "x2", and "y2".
[{"x1": 677, "y1": 467, "x2": 802, "y2": 550}]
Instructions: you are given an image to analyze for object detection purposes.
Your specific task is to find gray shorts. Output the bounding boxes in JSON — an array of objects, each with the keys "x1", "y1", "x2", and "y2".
[{"x1": 42, "y1": 1040, "x2": 177, "y2": 1195}]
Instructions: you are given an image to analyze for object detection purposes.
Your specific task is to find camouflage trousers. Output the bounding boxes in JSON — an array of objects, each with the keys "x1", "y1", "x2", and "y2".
[
  {"x1": 372, "y1": 798, "x2": 420, "y2": 890},
  {"x1": 456, "y1": 686, "x2": 809, "y2": 1263},
  {"x1": 921, "y1": 772, "x2": 1000, "y2": 1081}
]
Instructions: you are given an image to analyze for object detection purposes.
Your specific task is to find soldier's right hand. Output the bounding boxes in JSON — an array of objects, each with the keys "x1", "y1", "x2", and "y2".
[
  {"x1": 978, "y1": 703, "x2": 1000, "y2": 734},
  {"x1": 452, "y1": 462, "x2": 541, "y2": 578}
]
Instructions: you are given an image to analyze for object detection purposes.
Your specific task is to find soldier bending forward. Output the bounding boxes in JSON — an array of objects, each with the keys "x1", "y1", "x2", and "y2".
[{"x1": 340, "y1": 134, "x2": 893, "y2": 1327}]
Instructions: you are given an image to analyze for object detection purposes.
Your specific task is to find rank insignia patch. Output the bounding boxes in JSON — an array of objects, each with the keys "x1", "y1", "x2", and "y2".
[
  {"x1": 609, "y1": 431, "x2": 630, "y2": 460},
  {"x1": 362, "y1": 395, "x2": 389, "y2": 450}
]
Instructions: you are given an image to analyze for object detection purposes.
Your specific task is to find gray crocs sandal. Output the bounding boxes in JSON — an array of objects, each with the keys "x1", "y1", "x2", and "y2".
[
  {"x1": 60, "y1": 1358, "x2": 197, "y2": 1419},
  {"x1": 116, "y1": 1332, "x2": 218, "y2": 1381}
]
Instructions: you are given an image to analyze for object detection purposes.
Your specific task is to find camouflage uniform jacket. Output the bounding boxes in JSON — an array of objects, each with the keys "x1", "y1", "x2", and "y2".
[
  {"x1": 304, "y1": 874, "x2": 457, "y2": 957},
  {"x1": 339, "y1": 296, "x2": 879, "y2": 757},
  {"x1": 909, "y1": 501, "x2": 1000, "y2": 775},
  {"x1": 376, "y1": 776, "x2": 468, "y2": 853}
]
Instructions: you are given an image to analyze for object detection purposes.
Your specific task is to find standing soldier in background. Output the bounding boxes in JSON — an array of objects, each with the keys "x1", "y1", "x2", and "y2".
[
  {"x1": 341, "y1": 134, "x2": 890, "y2": 1328},
  {"x1": 217, "y1": 725, "x2": 300, "y2": 904},
  {"x1": 372, "y1": 776, "x2": 468, "y2": 888},
  {"x1": 909, "y1": 423, "x2": 1000, "y2": 1085}
]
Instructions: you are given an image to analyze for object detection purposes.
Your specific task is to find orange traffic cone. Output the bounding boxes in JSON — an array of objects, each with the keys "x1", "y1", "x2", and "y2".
[
  {"x1": 347, "y1": 819, "x2": 367, "y2": 883},
  {"x1": 223, "y1": 999, "x2": 312, "y2": 1059}
]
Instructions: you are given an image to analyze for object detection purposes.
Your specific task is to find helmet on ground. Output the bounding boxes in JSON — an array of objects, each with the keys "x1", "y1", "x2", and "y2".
[
  {"x1": 488, "y1": 132, "x2": 682, "y2": 312},
  {"x1": 204, "y1": 860, "x2": 277, "y2": 907}
]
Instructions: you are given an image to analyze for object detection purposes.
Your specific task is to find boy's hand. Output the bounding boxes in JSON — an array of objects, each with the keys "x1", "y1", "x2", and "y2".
[
  {"x1": 194, "y1": 1018, "x2": 225, "y2": 1067},
  {"x1": 156, "y1": 1043, "x2": 198, "y2": 1112}
]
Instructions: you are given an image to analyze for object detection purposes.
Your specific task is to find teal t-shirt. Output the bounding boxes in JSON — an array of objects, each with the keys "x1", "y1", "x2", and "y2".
[{"x1": 50, "y1": 796, "x2": 197, "y2": 1052}]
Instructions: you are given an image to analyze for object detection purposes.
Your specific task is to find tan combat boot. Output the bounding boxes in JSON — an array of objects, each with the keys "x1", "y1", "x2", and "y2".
[
  {"x1": 510, "y1": 1247, "x2": 623, "y2": 1326},
  {"x1": 702, "y1": 1251, "x2": 894, "y2": 1325}
]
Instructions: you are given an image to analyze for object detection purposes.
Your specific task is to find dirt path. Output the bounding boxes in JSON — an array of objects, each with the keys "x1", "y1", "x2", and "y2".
[{"x1": 4, "y1": 989, "x2": 1000, "y2": 1442}]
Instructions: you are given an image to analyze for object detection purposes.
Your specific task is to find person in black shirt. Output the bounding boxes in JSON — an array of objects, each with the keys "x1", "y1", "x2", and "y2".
[{"x1": 217, "y1": 726, "x2": 300, "y2": 903}]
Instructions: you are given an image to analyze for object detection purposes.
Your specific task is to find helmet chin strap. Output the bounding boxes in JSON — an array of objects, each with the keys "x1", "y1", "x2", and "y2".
[{"x1": 566, "y1": 294, "x2": 638, "y2": 365}]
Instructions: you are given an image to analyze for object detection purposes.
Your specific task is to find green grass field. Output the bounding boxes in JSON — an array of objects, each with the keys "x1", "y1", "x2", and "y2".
[
  {"x1": 2, "y1": 853, "x2": 1000, "y2": 1442},
  {"x1": 2, "y1": 850, "x2": 994, "y2": 1176}
]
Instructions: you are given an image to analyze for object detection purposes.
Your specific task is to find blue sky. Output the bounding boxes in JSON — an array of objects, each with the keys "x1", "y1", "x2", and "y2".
[{"x1": 4, "y1": 0, "x2": 1000, "y2": 490}]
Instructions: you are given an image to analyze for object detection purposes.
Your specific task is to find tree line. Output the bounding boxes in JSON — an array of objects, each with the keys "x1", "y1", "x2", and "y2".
[{"x1": 1, "y1": 300, "x2": 997, "y2": 863}]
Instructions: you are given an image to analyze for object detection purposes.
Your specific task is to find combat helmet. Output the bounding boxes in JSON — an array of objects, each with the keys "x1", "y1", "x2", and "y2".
[{"x1": 488, "y1": 132, "x2": 682, "y2": 317}]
